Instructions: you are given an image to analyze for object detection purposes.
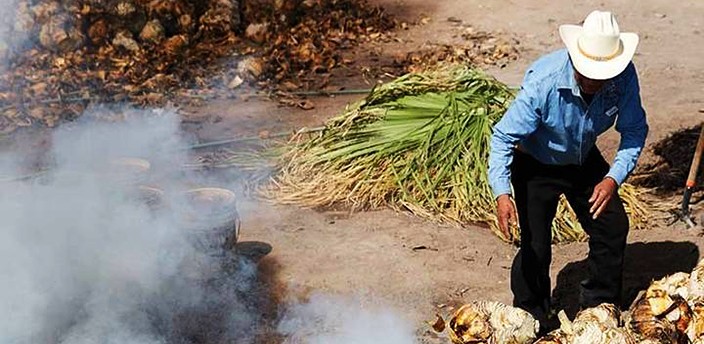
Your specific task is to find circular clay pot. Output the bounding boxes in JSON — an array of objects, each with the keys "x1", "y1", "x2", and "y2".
[{"x1": 179, "y1": 187, "x2": 241, "y2": 253}]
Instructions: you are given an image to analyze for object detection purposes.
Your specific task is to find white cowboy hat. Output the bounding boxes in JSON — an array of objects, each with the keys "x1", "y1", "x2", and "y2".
[{"x1": 559, "y1": 10, "x2": 639, "y2": 80}]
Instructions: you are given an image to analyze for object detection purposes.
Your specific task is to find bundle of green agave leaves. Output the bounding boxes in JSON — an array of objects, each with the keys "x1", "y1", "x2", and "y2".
[{"x1": 266, "y1": 65, "x2": 649, "y2": 243}]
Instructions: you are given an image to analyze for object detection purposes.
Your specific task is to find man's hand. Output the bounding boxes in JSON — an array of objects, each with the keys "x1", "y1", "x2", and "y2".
[
  {"x1": 497, "y1": 194, "x2": 517, "y2": 241},
  {"x1": 589, "y1": 177, "x2": 618, "y2": 219}
]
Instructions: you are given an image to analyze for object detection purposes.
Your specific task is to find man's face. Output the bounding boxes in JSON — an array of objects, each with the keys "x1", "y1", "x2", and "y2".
[{"x1": 574, "y1": 70, "x2": 607, "y2": 95}]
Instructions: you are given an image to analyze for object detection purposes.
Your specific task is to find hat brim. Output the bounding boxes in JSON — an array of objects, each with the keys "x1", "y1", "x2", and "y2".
[{"x1": 559, "y1": 24, "x2": 639, "y2": 80}]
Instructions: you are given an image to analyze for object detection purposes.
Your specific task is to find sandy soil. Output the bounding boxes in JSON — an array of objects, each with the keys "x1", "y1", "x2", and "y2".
[{"x1": 189, "y1": 0, "x2": 704, "y2": 341}]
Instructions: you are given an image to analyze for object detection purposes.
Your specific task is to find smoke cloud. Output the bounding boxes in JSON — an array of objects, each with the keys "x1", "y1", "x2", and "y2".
[
  {"x1": 0, "y1": 107, "x2": 260, "y2": 343},
  {"x1": 0, "y1": 105, "x2": 419, "y2": 344},
  {"x1": 0, "y1": 0, "x2": 29, "y2": 63},
  {"x1": 277, "y1": 293, "x2": 417, "y2": 344}
]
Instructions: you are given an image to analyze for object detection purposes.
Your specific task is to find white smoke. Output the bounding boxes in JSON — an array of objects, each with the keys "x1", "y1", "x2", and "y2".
[
  {"x1": 277, "y1": 293, "x2": 417, "y2": 344},
  {"x1": 0, "y1": 0, "x2": 28, "y2": 63},
  {"x1": 0, "y1": 106, "x2": 260, "y2": 344},
  {"x1": 0, "y1": 105, "x2": 419, "y2": 343}
]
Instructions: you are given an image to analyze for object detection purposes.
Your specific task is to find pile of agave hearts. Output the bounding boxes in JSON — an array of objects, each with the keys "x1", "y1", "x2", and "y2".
[{"x1": 432, "y1": 258, "x2": 704, "y2": 344}]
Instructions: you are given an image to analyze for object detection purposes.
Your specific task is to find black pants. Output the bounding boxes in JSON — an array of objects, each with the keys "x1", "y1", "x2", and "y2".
[{"x1": 510, "y1": 148, "x2": 629, "y2": 327}]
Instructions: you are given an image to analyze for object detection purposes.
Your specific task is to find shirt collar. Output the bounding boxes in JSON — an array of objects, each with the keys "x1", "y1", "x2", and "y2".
[
  {"x1": 556, "y1": 57, "x2": 580, "y2": 97},
  {"x1": 556, "y1": 55, "x2": 618, "y2": 99}
]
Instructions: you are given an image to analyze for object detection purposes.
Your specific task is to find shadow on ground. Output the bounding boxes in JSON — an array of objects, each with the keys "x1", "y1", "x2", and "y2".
[
  {"x1": 232, "y1": 241, "x2": 288, "y2": 344},
  {"x1": 552, "y1": 240, "x2": 699, "y2": 318}
]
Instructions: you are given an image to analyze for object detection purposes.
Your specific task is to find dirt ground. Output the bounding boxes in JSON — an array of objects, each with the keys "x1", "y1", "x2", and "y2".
[{"x1": 189, "y1": 0, "x2": 704, "y2": 341}]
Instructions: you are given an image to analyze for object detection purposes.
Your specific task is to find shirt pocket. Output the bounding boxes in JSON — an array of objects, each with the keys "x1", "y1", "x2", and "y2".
[
  {"x1": 594, "y1": 106, "x2": 618, "y2": 134},
  {"x1": 594, "y1": 86, "x2": 620, "y2": 133},
  {"x1": 594, "y1": 89, "x2": 621, "y2": 135}
]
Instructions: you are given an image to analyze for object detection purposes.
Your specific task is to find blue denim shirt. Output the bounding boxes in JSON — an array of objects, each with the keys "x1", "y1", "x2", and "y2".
[{"x1": 488, "y1": 49, "x2": 648, "y2": 197}]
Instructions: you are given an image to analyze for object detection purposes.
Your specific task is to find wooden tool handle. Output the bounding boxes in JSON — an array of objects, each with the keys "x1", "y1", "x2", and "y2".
[{"x1": 686, "y1": 124, "x2": 704, "y2": 187}]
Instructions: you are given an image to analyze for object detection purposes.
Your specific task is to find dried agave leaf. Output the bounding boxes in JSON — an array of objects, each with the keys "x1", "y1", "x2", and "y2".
[
  {"x1": 29, "y1": 107, "x2": 45, "y2": 120},
  {"x1": 162, "y1": 34, "x2": 188, "y2": 55},
  {"x1": 115, "y1": 1, "x2": 138, "y2": 16},
  {"x1": 112, "y1": 30, "x2": 140, "y2": 52},
  {"x1": 14, "y1": 0, "x2": 35, "y2": 34},
  {"x1": 237, "y1": 56, "x2": 264, "y2": 79},
  {"x1": 429, "y1": 313, "x2": 446, "y2": 333},
  {"x1": 296, "y1": 99, "x2": 315, "y2": 110},
  {"x1": 31, "y1": 1, "x2": 62, "y2": 24},
  {"x1": 200, "y1": 0, "x2": 240, "y2": 35},
  {"x1": 0, "y1": 121, "x2": 17, "y2": 134},
  {"x1": 627, "y1": 282, "x2": 687, "y2": 343},
  {"x1": 39, "y1": 14, "x2": 71, "y2": 50},
  {"x1": 573, "y1": 303, "x2": 621, "y2": 330},
  {"x1": 2, "y1": 108, "x2": 18, "y2": 118},
  {"x1": 139, "y1": 19, "x2": 165, "y2": 44},
  {"x1": 87, "y1": 19, "x2": 109, "y2": 44},
  {"x1": 447, "y1": 304, "x2": 492, "y2": 344},
  {"x1": 245, "y1": 22, "x2": 269, "y2": 43},
  {"x1": 601, "y1": 327, "x2": 638, "y2": 344},
  {"x1": 689, "y1": 299, "x2": 704, "y2": 340},
  {"x1": 533, "y1": 330, "x2": 572, "y2": 344},
  {"x1": 178, "y1": 14, "x2": 194, "y2": 32},
  {"x1": 0, "y1": 0, "x2": 396, "y2": 134},
  {"x1": 659, "y1": 272, "x2": 692, "y2": 301},
  {"x1": 553, "y1": 306, "x2": 635, "y2": 344},
  {"x1": 690, "y1": 259, "x2": 704, "y2": 300}
]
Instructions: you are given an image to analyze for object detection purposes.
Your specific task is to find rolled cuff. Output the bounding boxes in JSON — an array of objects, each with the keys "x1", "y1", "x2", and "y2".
[
  {"x1": 490, "y1": 178, "x2": 513, "y2": 199},
  {"x1": 605, "y1": 168, "x2": 627, "y2": 186}
]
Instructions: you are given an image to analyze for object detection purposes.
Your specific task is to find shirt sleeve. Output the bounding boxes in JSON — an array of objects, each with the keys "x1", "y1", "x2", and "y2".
[
  {"x1": 606, "y1": 68, "x2": 649, "y2": 185},
  {"x1": 488, "y1": 83, "x2": 542, "y2": 198}
]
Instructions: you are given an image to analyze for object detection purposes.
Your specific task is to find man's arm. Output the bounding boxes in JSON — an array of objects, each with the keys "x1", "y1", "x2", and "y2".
[
  {"x1": 588, "y1": 67, "x2": 647, "y2": 219},
  {"x1": 607, "y1": 68, "x2": 649, "y2": 185},
  {"x1": 488, "y1": 84, "x2": 542, "y2": 198},
  {"x1": 488, "y1": 83, "x2": 542, "y2": 240}
]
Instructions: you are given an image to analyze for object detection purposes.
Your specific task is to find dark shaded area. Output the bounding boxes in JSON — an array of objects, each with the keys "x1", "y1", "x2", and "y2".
[
  {"x1": 235, "y1": 241, "x2": 285, "y2": 343},
  {"x1": 236, "y1": 240, "x2": 274, "y2": 260},
  {"x1": 552, "y1": 241, "x2": 699, "y2": 318},
  {"x1": 632, "y1": 124, "x2": 703, "y2": 195},
  {"x1": 145, "y1": 240, "x2": 282, "y2": 343},
  {"x1": 253, "y1": 256, "x2": 288, "y2": 344}
]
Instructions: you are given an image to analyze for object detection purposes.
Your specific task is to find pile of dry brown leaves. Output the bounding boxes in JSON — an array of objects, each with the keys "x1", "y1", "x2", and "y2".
[
  {"x1": 397, "y1": 26, "x2": 520, "y2": 74},
  {"x1": 631, "y1": 123, "x2": 703, "y2": 195},
  {"x1": 403, "y1": 32, "x2": 519, "y2": 72},
  {"x1": 0, "y1": 0, "x2": 395, "y2": 133}
]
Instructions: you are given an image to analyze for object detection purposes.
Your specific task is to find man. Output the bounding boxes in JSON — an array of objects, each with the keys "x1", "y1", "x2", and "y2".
[{"x1": 487, "y1": 10, "x2": 648, "y2": 331}]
